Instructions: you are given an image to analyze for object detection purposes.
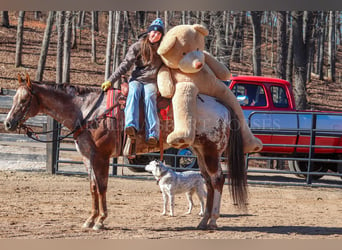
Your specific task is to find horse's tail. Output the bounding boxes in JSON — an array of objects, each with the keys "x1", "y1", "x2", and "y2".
[{"x1": 226, "y1": 108, "x2": 248, "y2": 209}]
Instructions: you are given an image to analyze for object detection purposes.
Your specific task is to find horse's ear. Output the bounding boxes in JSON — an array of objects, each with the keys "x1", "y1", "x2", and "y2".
[
  {"x1": 25, "y1": 73, "x2": 32, "y2": 90},
  {"x1": 18, "y1": 74, "x2": 23, "y2": 84}
]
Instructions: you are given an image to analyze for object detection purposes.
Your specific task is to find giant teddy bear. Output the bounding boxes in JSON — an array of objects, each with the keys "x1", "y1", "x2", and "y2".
[{"x1": 157, "y1": 24, "x2": 262, "y2": 153}]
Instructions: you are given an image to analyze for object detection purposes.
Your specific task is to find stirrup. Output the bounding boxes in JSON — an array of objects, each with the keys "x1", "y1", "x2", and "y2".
[
  {"x1": 147, "y1": 136, "x2": 158, "y2": 146},
  {"x1": 125, "y1": 126, "x2": 136, "y2": 139}
]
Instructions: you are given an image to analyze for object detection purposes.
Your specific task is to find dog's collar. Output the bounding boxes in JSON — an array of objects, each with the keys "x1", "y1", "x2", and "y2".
[{"x1": 156, "y1": 169, "x2": 169, "y2": 185}]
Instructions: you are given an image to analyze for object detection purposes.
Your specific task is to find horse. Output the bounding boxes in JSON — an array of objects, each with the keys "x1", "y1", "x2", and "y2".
[{"x1": 4, "y1": 74, "x2": 247, "y2": 230}]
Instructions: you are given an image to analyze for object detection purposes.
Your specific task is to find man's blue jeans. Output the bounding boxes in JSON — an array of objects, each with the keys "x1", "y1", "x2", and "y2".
[{"x1": 124, "y1": 80, "x2": 159, "y2": 140}]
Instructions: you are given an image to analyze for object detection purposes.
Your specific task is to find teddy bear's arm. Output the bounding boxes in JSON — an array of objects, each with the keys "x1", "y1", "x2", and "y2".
[
  {"x1": 157, "y1": 65, "x2": 175, "y2": 98},
  {"x1": 204, "y1": 51, "x2": 231, "y2": 80}
]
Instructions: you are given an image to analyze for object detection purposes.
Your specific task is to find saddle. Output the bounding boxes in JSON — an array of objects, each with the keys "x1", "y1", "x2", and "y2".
[{"x1": 105, "y1": 82, "x2": 172, "y2": 158}]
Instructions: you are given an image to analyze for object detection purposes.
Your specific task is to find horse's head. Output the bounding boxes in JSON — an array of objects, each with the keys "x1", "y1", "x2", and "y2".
[{"x1": 4, "y1": 73, "x2": 40, "y2": 131}]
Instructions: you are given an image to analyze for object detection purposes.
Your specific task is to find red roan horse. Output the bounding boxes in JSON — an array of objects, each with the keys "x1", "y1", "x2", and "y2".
[{"x1": 4, "y1": 74, "x2": 247, "y2": 230}]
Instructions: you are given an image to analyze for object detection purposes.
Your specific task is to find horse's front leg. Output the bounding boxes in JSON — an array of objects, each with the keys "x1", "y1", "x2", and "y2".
[
  {"x1": 92, "y1": 155, "x2": 109, "y2": 230},
  {"x1": 82, "y1": 178, "x2": 99, "y2": 229}
]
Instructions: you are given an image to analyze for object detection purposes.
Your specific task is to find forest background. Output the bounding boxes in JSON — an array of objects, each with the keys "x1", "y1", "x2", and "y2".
[{"x1": 0, "y1": 10, "x2": 342, "y2": 113}]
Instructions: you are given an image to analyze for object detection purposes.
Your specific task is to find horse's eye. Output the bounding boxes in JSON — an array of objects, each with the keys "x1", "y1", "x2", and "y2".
[{"x1": 182, "y1": 52, "x2": 186, "y2": 56}]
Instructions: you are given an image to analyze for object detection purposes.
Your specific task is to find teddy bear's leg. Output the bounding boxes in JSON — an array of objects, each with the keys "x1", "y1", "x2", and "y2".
[
  {"x1": 219, "y1": 83, "x2": 263, "y2": 153},
  {"x1": 167, "y1": 82, "x2": 199, "y2": 148},
  {"x1": 204, "y1": 80, "x2": 263, "y2": 153}
]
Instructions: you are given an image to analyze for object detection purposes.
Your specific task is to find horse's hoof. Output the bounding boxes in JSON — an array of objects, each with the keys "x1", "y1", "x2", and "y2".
[
  {"x1": 197, "y1": 223, "x2": 207, "y2": 230},
  {"x1": 93, "y1": 223, "x2": 104, "y2": 230},
  {"x1": 208, "y1": 222, "x2": 218, "y2": 230},
  {"x1": 82, "y1": 221, "x2": 94, "y2": 229}
]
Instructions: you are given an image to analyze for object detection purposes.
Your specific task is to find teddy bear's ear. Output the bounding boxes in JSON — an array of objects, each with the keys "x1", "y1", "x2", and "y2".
[
  {"x1": 157, "y1": 36, "x2": 176, "y2": 55},
  {"x1": 193, "y1": 24, "x2": 209, "y2": 36}
]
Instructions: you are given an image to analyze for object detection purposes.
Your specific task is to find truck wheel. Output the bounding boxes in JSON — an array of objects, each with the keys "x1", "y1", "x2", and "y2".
[
  {"x1": 288, "y1": 160, "x2": 328, "y2": 180},
  {"x1": 164, "y1": 147, "x2": 198, "y2": 171}
]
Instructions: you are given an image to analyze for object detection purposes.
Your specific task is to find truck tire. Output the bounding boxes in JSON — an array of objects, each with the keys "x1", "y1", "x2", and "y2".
[
  {"x1": 288, "y1": 160, "x2": 328, "y2": 180},
  {"x1": 126, "y1": 147, "x2": 199, "y2": 172},
  {"x1": 164, "y1": 147, "x2": 198, "y2": 171}
]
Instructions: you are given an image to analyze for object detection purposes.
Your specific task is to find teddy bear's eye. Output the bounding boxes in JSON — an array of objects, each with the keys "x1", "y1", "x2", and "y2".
[{"x1": 182, "y1": 52, "x2": 186, "y2": 56}]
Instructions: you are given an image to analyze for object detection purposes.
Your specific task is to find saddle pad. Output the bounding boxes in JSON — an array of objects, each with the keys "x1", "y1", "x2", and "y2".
[{"x1": 106, "y1": 88, "x2": 122, "y2": 118}]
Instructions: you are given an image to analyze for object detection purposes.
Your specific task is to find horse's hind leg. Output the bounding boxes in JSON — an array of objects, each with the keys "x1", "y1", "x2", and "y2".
[
  {"x1": 207, "y1": 168, "x2": 224, "y2": 229},
  {"x1": 194, "y1": 148, "x2": 224, "y2": 229},
  {"x1": 78, "y1": 151, "x2": 109, "y2": 230}
]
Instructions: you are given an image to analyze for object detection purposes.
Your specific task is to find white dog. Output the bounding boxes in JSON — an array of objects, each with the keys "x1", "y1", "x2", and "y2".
[{"x1": 145, "y1": 160, "x2": 206, "y2": 217}]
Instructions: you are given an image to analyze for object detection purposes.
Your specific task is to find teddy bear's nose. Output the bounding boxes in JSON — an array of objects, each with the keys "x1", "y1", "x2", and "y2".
[{"x1": 194, "y1": 61, "x2": 203, "y2": 69}]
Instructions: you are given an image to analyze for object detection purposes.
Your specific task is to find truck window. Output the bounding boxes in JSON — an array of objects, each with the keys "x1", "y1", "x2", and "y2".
[
  {"x1": 232, "y1": 83, "x2": 266, "y2": 107},
  {"x1": 270, "y1": 85, "x2": 289, "y2": 108}
]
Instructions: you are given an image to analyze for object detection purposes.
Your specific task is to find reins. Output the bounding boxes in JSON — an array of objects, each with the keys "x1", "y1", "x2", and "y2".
[{"x1": 20, "y1": 91, "x2": 120, "y2": 143}]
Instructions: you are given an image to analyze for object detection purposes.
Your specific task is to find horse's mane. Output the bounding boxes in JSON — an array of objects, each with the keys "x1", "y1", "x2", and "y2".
[{"x1": 33, "y1": 81, "x2": 102, "y2": 97}]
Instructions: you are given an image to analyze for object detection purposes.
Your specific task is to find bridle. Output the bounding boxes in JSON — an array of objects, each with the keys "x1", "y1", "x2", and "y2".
[
  {"x1": 17, "y1": 85, "x2": 34, "y2": 127},
  {"x1": 17, "y1": 85, "x2": 118, "y2": 143}
]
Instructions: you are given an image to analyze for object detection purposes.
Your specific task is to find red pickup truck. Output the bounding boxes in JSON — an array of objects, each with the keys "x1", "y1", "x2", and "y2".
[
  {"x1": 129, "y1": 75, "x2": 342, "y2": 179},
  {"x1": 228, "y1": 75, "x2": 342, "y2": 178}
]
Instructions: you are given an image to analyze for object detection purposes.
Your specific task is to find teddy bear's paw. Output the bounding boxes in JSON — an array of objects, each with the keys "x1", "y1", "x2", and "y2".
[
  {"x1": 243, "y1": 137, "x2": 263, "y2": 153},
  {"x1": 166, "y1": 132, "x2": 194, "y2": 148}
]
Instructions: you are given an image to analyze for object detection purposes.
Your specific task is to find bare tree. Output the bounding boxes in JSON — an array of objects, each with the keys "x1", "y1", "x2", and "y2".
[
  {"x1": 1, "y1": 11, "x2": 10, "y2": 27},
  {"x1": 276, "y1": 11, "x2": 287, "y2": 79},
  {"x1": 328, "y1": 11, "x2": 336, "y2": 82},
  {"x1": 62, "y1": 11, "x2": 72, "y2": 83},
  {"x1": 36, "y1": 11, "x2": 56, "y2": 81},
  {"x1": 317, "y1": 11, "x2": 326, "y2": 80},
  {"x1": 250, "y1": 11, "x2": 262, "y2": 76},
  {"x1": 231, "y1": 11, "x2": 244, "y2": 63},
  {"x1": 105, "y1": 11, "x2": 114, "y2": 80},
  {"x1": 292, "y1": 11, "x2": 307, "y2": 110},
  {"x1": 15, "y1": 11, "x2": 25, "y2": 68},
  {"x1": 286, "y1": 12, "x2": 294, "y2": 83},
  {"x1": 121, "y1": 11, "x2": 129, "y2": 58},
  {"x1": 112, "y1": 11, "x2": 121, "y2": 73},
  {"x1": 91, "y1": 11, "x2": 97, "y2": 63},
  {"x1": 56, "y1": 11, "x2": 65, "y2": 84},
  {"x1": 71, "y1": 11, "x2": 78, "y2": 49}
]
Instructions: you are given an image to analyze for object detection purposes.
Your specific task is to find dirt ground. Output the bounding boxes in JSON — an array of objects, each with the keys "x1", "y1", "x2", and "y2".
[{"x1": 0, "y1": 170, "x2": 341, "y2": 239}]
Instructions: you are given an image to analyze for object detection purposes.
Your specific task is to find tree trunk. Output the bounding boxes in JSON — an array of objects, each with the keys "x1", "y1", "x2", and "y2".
[
  {"x1": 62, "y1": 11, "x2": 72, "y2": 83},
  {"x1": 304, "y1": 11, "x2": 317, "y2": 83},
  {"x1": 286, "y1": 12, "x2": 294, "y2": 83},
  {"x1": 71, "y1": 11, "x2": 77, "y2": 49},
  {"x1": 112, "y1": 11, "x2": 121, "y2": 73},
  {"x1": 276, "y1": 11, "x2": 287, "y2": 79},
  {"x1": 317, "y1": 11, "x2": 326, "y2": 80},
  {"x1": 121, "y1": 11, "x2": 129, "y2": 58},
  {"x1": 15, "y1": 11, "x2": 25, "y2": 68},
  {"x1": 36, "y1": 11, "x2": 56, "y2": 81},
  {"x1": 292, "y1": 11, "x2": 307, "y2": 110},
  {"x1": 164, "y1": 11, "x2": 169, "y2": 32},
  {"x1": 91, "y1": 11, "x2": 97, "y2": 63},
  {"x1": 328, "y1": 10, "x2": 336, "y2": 82},
  {"x1": 250, "y1": 11, "x2": 262, "y2": 76},
  {"x1": 223, "y1": 11, "x2": 230, "y2": 47},
  {"x1": 105, "y1": 11, "x2": 114, "y2": 80},
  {"x1": 1, "y1": 11, "x2": 10, "y2": 27},
  {"x1": 213, "y1": 11, "x2": 224, "y2": 59},
  {"x1": 56, "y1": 11, "x2": 65, "y2": 84},
  {"x1": 270, "y1": 12, "x2": 275, "y2": 68},
  {"x1": 231, "y1": 11, "x2": 244, "y2": 63}
]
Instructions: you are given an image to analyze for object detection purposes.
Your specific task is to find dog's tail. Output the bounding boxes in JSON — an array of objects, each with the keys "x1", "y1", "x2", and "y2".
[{"x1": 226, "y1": 107, "x2": 248, "y2": 209}]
